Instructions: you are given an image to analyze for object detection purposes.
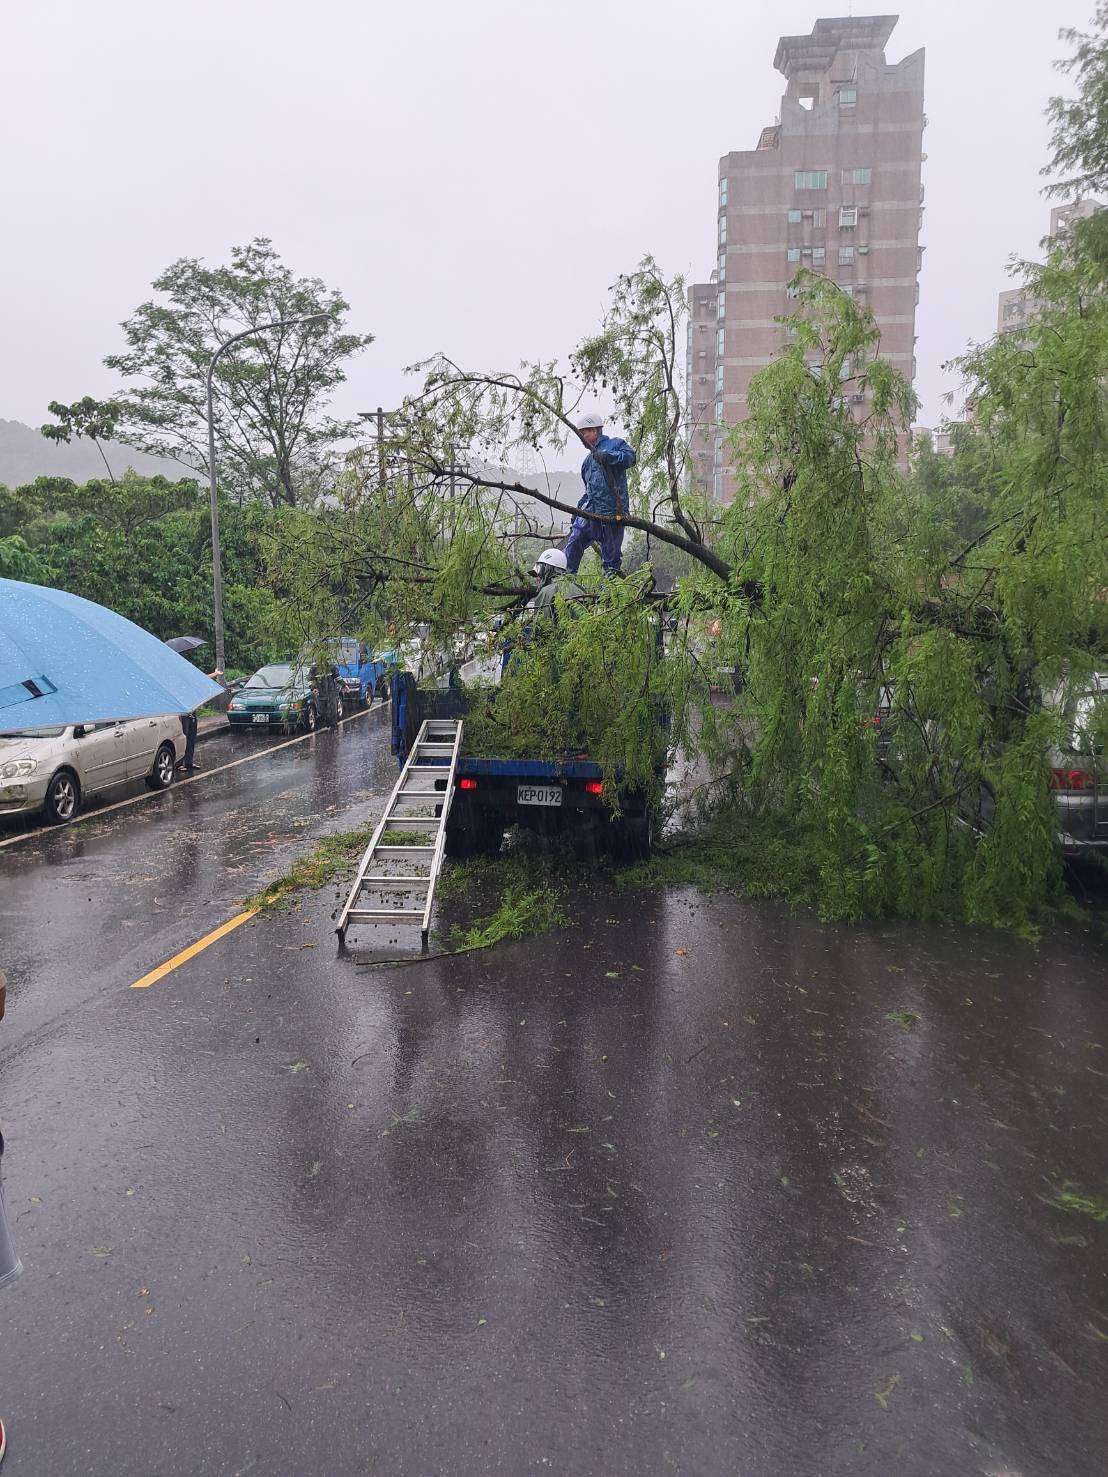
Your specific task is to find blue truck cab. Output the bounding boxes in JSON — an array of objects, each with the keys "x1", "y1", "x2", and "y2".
[
  {"x1": 390, "y1": 671, "x2": 663, "y2": 860},
  {"x1": 332, "y1": 638, "x2": 389, "y2": 707}
]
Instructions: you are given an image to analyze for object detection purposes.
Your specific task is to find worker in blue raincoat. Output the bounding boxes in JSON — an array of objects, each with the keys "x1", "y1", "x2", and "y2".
[{"x1": 563, "y1": 411, "x2": 636, "y2": 576}]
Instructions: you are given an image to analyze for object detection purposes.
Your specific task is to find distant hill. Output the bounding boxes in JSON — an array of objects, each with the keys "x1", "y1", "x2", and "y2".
[
  {"x1": 0, "y1": 417, "x2": 584, "y2": 517},
  {"x1": 0, "y1": 419, "x2": 195, "y2": 488}
]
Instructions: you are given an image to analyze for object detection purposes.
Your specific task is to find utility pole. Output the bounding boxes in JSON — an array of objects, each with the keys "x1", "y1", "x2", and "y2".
[{"x1": 206, "y1": 312, "x2": 329, "y2": 674}]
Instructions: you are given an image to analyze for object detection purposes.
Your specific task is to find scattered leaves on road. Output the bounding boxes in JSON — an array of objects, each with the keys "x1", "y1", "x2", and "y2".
[
  {"x1": 874, "y1": 1374, "x2": 900, "y2": 1409},
  {"x1": 886, "y1": 1010, "x2": 920, "y2": 1031}
]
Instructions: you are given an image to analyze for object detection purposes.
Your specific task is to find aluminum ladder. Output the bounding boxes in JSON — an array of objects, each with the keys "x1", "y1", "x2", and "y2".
[{"x1": 335, "y1": 718, "x2": 463, "y2": 952}]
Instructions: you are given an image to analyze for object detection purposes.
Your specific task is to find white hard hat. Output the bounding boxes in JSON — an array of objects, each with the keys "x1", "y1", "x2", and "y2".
[
  {"x1": 575, "y1": 411, "x2": 604, "y2": 430},
  {"x1": 533, "y1": 548, "x2": 568, "y2": 573}
]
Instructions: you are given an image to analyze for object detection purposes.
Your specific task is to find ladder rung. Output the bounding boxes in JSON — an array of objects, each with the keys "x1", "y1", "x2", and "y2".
[
  {"x1": 347, "y1": 909, "x2": 425, "y2": 924},
  {"x1": 408, "y1": 765, "x2": 449, "y2": 772},
  {"x1": 416, "y1": 744, "x2": 454, "y2": 755},
  {"x1": 394, "y1": 789, "x2": 444, "y2": 799},
  {"x1": 359, "y1": 876, "x2": 431, "y2": 888},
  {"x1": 374, "y1": 845, "x2": 435, "y2": 855},
  {"x1": 382, "y1": 815, "x2": 439, "y2": 826}
]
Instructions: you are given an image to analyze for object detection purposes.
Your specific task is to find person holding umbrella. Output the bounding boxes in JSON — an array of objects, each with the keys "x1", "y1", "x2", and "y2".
[{"x1": 164, "y1": 638, "x2": 222, "y2": 772}]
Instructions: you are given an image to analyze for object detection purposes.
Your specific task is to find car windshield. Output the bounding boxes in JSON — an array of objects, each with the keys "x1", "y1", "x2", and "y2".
[
  {"x1": 246, "y1": 664, "x2": 294, "y2": 689},
  {"x1": 1065, "y1": 691, "x2": 1107, "y2": 755},
  {"x1": 0, "y1": 726, "x2": 66, "y2": 739}
]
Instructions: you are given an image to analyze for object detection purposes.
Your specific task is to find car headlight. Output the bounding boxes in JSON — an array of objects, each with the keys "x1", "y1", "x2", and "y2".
[
  {"x1": 1, "y1": 759, "x2": 37, "y2": 780},
  {"x1": 229, "y1": 699, "x2": 243, "y2": 711}
]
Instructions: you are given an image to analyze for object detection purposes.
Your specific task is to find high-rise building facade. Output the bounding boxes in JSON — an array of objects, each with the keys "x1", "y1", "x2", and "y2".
[
  {"x1": 687, "y1": 15, "x2": 925, "y2": 501},
  {"x1": 997, "y1": 198, "x2": 1102, "y2": 337}
]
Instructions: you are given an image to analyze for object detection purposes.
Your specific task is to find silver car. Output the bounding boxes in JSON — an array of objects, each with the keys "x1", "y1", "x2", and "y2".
[
  {"x1": 0, "y1": 715, "x2": 183, "y2": 825},
  {"x1": 1049, "y1": 673, "x2": 1107, "y2": 859}
]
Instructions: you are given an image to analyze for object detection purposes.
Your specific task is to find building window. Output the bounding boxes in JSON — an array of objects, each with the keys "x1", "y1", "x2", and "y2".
[
  {"x1": 839, "y1": 246, "x2": 855, "y2": 265},
  {"x1": 840, "y1": 284, "x2": 856, "y2": 298},
  {"x1": 812, "y1": 247, "x2": 826, "y2": 265},
  {"x1": 787, "y1": 247, "x2": 801, "y2": 263},
  {"x1": 839, "y1": 206, "x2": 858, "y2": 228},
  {"x1": 786, "y1": 283, "x2": 800, "y2": 299},
  {"x1": 718, "y1": 251, "x2": 726, "y2": 281},
  {"x1": 794, "y1": 169, "x2": 828, "y2": 190},
  {"x1": 715, "y1": 364, "x2": 724, "y2": 393},
  {"x1": 719, "y1": 178, "x2": 729, "y2": 207},
  {"x1": 813, "y1": 208, "x2": 827, "y2": 227},
  {"x1": 838, "y1": 87, "x2": 857, "y2": 108},
  {"x1": 787, "y1": 208, "x2": 802, "y2": 223},
  {"x1": 842, "y1": 166, "x2": 872, "y2": 186},
  {"x1": 717, "y1": 290, "x2": 726, "y2": 319},
  {"x1": 717, "y1": 327, "x2": 725, "y2": 356},
  {"x1": 718, "y1": 216, "x2": 727, "y2": 245},
  {"x1": 715, "y1": 402, "x2": 724, "y2": 424}
]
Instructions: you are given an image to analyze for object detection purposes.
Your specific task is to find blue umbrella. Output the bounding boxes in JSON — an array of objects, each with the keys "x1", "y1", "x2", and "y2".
[{"x1": 0, "y1": 578, "x2": 224, "y2": 734}]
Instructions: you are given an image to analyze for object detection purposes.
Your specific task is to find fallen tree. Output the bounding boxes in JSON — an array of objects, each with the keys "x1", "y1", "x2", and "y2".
[{"x1": 274, "y1": 11, "x2": 1108, "y2": 929}]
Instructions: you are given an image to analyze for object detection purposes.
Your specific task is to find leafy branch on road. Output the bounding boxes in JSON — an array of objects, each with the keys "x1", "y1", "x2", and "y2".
[{"x1": 243, "y1": 823, "x2": 378, "y2": 913}]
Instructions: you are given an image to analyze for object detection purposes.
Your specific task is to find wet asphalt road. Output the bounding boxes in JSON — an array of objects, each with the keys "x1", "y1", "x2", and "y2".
[{"x1": 1, "y1": 709, "x2": 1107, "y2": 1476}]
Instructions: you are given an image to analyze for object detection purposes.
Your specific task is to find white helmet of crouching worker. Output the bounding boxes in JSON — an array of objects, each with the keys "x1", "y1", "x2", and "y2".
[
  {"x1": 532, "y1": 548, "x2": 568, "y2": 578},
  {"x1": 575, "y1": 411, "x2": 604, "y2": 430}
]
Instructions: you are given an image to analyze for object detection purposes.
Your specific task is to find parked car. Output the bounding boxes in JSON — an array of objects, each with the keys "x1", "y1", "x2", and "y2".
[
  {"x1": 0, "y1": 715, "x2": 182, "y2": 824},
  {"x1": 1048, "y1": 671, "x2": 1107, "y2": 859},
  {"x1": 227, "y1": 663, "x2": 334, "y2": 733}
]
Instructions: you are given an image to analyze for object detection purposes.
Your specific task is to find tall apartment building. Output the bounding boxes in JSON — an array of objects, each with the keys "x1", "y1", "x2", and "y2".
[
  {"x1": 997, "y1": 198, "x2": 1102, "y2": 336},
  {"x1": 687, "y1": 15, "x2": 925, "y2": 501}
]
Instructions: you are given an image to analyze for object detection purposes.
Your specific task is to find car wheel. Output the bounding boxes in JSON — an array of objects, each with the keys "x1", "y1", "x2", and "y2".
[
  {"x1": 364, "y1": 683, "x2": 375, "y2": 707},
  {"x1": 43, "y1": 769, "x2": 80, "y2": 825},
  {"x1": 335, "y1": 694, "x2": 345, "y2": 722},
  {"x1": 146, "y1": 742, "x2": 176, "y2": 791},
  {"x1": 304, "y1": 704, "x2": 317, "y2": 733},
  {"x1": 608, "y1": 807, "x2": 655, "y2": 863}
]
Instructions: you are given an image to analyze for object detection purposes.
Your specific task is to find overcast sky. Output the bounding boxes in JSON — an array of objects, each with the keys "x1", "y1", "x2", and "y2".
[{"x1": 0, "y1": 0, "x2": 1095, "y2": 449}]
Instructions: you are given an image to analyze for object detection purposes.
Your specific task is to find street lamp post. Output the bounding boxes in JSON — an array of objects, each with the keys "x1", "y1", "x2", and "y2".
[{"x1": 206, "y1": 313, "x2": 329, "y2": 674}]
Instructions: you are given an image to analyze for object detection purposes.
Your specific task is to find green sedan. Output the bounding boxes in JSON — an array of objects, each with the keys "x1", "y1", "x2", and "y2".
[{"x1": 227, "y1": 662, "x2": 342, "y2": 733}]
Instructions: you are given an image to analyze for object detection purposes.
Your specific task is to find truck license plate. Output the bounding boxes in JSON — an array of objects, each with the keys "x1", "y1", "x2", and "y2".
[
  {"x1": 518, "y1": 784, "x2": 563, "y2": 807},
  {"x1": 252, "y1": 714, "x2": 269, "y2": 724}
]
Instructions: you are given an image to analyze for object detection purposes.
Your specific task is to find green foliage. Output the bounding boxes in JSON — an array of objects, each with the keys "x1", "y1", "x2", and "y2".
[
  {"x1": 461, "y1": 570, "x2": 686, "y2": 809},
  {"x1": 689, "y1": 263, "x2": 1106, "y2": 930},
  {"x1": 440, "y1": 851, "x2": 569, "y2": 951},
  {"x1": 1042, "y1": 1182, "x2": 1108, "y2": 1221},
  {"x1": 40, "y1": 396, "x2": 123, "y2": 482},
  {"x1": 2, "y1": 472, "x2": 284, "y2": 671},
  {"x1": 100, "y1": 238, "x2": 372, "y2": 507},
  {"x1": 1045, "y1": 4, "x2": 1108, "y2": 199},
  {"x1": 0, "y1": 534, "x2": 51, "y2": 582}
]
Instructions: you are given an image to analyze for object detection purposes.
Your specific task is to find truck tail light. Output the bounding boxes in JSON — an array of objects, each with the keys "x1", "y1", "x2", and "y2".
[
  {"x1": 584, "y1": 780, "x2": 603, "y2": 796},
  {"x1": 459, "y1": 777, "x2": 478, "y2": 791}
]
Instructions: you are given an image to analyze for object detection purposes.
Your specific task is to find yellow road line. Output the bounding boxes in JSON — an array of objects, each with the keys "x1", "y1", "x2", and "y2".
[
  {"x1": 0, "y1": 701, "x2": 384, "y2": 853},
  {"x1": 130, "y1": 909, "x2": 258, "y2": 989}
]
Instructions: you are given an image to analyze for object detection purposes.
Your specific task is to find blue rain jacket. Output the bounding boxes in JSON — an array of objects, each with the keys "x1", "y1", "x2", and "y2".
[{"x1": 578, "y1": 435, "x2": 636, "y2": 518}]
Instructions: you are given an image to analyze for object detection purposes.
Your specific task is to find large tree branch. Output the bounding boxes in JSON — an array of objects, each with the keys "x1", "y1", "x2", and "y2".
[{"x1": 414, "y1": 452, "x2": 736, "y2": 583}]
